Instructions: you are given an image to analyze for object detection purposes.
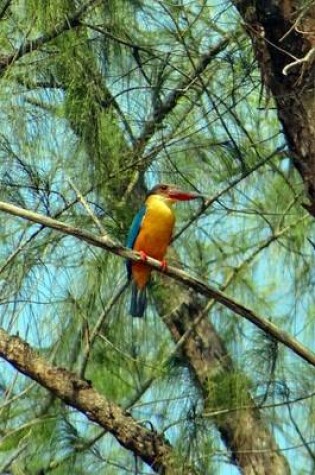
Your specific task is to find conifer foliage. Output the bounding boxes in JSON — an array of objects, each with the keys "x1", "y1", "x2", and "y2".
[{"x1": 0, "y1": 1, "x2": 314, "y2": 474}]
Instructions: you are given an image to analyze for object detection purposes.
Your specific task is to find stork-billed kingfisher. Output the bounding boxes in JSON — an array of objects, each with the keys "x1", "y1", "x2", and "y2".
[{"x1": 126, "y1": 183, "x2": 201, "y2": 317}]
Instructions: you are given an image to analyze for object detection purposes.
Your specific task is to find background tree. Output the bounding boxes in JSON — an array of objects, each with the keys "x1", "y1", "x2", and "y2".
[{"x1": 0, "y1": 1, "x2": 314, "y2": 474}]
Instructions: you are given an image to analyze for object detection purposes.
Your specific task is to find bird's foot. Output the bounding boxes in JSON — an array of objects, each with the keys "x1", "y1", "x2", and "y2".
[
  {"x1": 160, "y1": 259, "x2": 168, "y2": 272},
  {"x1": 138, "y1": 251, "x2": 148, "y2": 262},
  {"x1": 137, "y1": 252, "x2": 167, "y2": 271}
]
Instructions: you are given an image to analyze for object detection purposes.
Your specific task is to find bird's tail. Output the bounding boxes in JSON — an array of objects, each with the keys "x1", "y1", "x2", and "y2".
[{"x1": 130, "y1": 281, "x2": 147, "y2": 317}]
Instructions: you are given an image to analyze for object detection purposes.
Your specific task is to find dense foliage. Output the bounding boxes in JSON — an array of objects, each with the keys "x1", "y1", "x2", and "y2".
[{"x1": 0, "y1": 1, "x2": 314, "y2": 474}]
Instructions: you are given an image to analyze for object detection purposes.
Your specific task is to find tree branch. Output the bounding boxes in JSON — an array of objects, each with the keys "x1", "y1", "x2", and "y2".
[
  {"x1": 133, "y1": 36, "x2": 229, "y2": 153},
  {"x1": 158, "y1": 292, "x2": 290, "y2": 474},
  {"x1": 0, "y1": 328, "x2": 177, "y2": 474},
  {"x1": 0, "y1": 200, "x2": 313, "y2": 368},
  {"x1": 0, "y1": 0, "x2": 99, "y2": 73}
]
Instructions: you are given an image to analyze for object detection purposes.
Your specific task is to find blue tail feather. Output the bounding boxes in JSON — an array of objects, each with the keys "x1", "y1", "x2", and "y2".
[{"x1": 130, "y1": 281, "x2": 147, "y2": 318}]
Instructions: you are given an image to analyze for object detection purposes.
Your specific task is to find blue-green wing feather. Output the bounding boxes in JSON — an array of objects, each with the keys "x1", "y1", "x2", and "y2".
[{"x1": 126, "y1": 205, "x2": 146, "y2": 279}]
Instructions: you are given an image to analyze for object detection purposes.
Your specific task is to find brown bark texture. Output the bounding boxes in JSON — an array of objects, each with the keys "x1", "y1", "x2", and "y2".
[
  {"x1": 0, "y1": 329, "x2": 179, "y2": 474},
  {"x1": 234, "y1": 0, "x2": 315, "y2": 216}
]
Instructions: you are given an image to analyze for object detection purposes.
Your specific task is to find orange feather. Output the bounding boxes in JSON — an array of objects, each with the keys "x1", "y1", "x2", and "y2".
[{"x1": 131, "y1": 194, "x2": 175, "y2": 289}]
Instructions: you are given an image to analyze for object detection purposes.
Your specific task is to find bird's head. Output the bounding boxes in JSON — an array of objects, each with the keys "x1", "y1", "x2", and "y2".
[{"x1": 146, "y1": 183, "x2": 202, "y2": 204}]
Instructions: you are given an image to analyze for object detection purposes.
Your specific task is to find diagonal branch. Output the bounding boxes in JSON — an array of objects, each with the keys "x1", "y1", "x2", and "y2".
[
  {"x1": 0, "y1": 328, "x2": 177, "y2": 474},
  {"x1": 133, "y1": 37, "x2": 229, "y2": 154},
  {"x1": 0, "y1": 0, "x2": 12, "y2": 21},
  {"x1": 158, "y1": 292, "x2": 290, "y2": 474},
  {"x1": 0, "y1": 0, "x2": 99, "y2": 73},
  {"x1": 0, "y1": 200, "x2": 313, "y2": 368}
]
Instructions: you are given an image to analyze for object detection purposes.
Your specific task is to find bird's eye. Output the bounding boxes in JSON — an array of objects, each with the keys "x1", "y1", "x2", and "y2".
[{"x1": 160, "y1": 185, "x2": 168, "y2": 190}]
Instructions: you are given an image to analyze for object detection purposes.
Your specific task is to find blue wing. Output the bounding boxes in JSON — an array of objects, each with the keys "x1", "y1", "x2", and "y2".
[{"x1": 126, "y1": 205, "x2": 146, "y2": 279}]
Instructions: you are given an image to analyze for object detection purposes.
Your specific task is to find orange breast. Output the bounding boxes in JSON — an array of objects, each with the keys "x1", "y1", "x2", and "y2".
[{"x1": 132, "y1": 196, "x2": 175, "y2": 289}]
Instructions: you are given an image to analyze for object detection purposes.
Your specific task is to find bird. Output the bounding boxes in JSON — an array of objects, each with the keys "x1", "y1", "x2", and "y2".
[{"x1": 126, "y1": 183, "x2": 201, "y2": 317}]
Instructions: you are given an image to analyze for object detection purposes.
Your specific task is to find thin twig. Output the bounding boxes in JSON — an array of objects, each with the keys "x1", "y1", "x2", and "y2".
[
  {"x1": 68, "y1": 178, "x2": 106, "y2": 235},
  {"x1": 78, "y1": 279, "x2": 129, "y2": 378},
  {"x1": 282, "y1": 47, "x2": 315, "y2": 76}
]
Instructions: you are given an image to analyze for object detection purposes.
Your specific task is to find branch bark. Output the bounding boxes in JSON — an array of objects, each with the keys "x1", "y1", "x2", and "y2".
[
  {"x1": 0, "y1": 199, "x2": 313, "y2": 369},
  {"x1": 233, "y1": 0, "x2": 315, "y2": 216},
  {"x1": 0, "y1": 329, "x2": 182, "y2": 474}
]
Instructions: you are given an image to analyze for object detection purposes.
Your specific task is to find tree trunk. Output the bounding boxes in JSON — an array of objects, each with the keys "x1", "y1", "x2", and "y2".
[{"x1": 233, "y1": 0, "x2": 315, "y2": 216}]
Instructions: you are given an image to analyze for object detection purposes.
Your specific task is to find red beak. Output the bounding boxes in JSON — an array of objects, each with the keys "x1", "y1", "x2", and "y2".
[{"x1": 167, "y1": 188, "x2": 202, "y2": 201}]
